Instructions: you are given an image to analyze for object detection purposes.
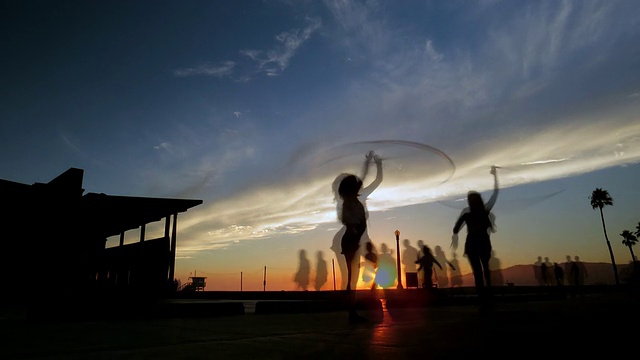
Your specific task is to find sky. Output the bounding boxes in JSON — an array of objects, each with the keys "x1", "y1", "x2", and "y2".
[{"x1": 2, "y1": 0, "x2": 640, "y2": 291}]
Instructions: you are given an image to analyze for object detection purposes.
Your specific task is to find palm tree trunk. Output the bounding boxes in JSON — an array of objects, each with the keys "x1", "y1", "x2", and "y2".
[
  {"x1": 630, "y1": 246, "x2": 636, "y2": 262},
  {"x1": 599, "y1": 208, "x2": 620, "y2": 285}
]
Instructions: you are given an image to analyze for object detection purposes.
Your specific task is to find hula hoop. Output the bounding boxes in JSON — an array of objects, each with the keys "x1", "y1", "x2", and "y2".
[{"x1": 324, "y1": 140, "x2": 456, "y2": 185}]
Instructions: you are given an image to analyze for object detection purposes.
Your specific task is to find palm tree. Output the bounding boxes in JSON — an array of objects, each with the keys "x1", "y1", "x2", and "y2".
[
  {"x1": 620, "y1": 230, "x2": 638, "y2": 262},
  {"x1": 589, "y1": 188, "x2": 620, "y2": 285},
  {"x1": 635, "y1": 221, "x2": 640, "y2": 240}
]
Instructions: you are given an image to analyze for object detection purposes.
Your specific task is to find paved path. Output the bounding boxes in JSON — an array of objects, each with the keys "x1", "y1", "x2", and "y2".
[{"x1": 1, "y1": 291, "x2": 637, "y2": 359}]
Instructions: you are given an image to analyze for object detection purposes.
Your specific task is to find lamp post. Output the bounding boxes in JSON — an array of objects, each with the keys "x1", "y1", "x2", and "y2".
[{"x1": 395, "y1": 229, "x2": 403, "y2": 289}]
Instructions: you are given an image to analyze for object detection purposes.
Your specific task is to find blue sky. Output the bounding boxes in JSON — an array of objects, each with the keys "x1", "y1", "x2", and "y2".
[{"x1": 2, "y1": 1, "x2": 640, "y2": 290}]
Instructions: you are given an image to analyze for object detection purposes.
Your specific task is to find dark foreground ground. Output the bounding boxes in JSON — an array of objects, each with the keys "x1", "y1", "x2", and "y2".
[{"x1": 1, "y1": 286, "x2": 638, "y2": 359}]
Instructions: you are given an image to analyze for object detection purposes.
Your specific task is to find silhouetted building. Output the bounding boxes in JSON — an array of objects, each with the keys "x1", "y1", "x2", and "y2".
[{"x1": 1, "y1": 168, "x2": 202, "y2": 304}]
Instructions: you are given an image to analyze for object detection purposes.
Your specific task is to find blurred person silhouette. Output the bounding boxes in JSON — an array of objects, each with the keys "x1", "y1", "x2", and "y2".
[
  {"x1": 449, "y1": 252, "x2": 463, "y2": 287},
  {"x1": 359, "y1": 241, "x2": 384, "y2": 323},
  {"x1": 564, "y1": 255, "x2": 575, "y2": 285},
  {"x1": 293, "y1": 249, "x2": 310, "y2": 291},
  {"x1": 553, "y1": 262, "x2": 564, "y2": 286},
  {"x1": 534, "y1": 256, "x2": 544, "y2": 285},
  {"x1": 434, "y1": 245, "x2": 454, "y2": 288},
  {"x1": 362, "y1": 241, "x2": 379, "y2": 290},
  {"x1": 376, "y1": 243, "x2": 398, "y2": 289},
  {"x1": 331, "y1": 151, "x2": 383, "y2": 290},
  {"x1": 489, "y1": 250, "x2": 504, "y2": 286},
  {"x1": 416, "y1": 239, "x2": 426, "y2": 285},
  {"x1": 416, "y1": 240, "x2": 425, "y2": 257},
  {"x1": 540, "y1": 259, "x2": 549, "y2": 286},
  {"x1": 544, "y1": 257, "x2": 554, "y2": 285},
  {"x1": 416, "y1": 245, "x2": 442, "y2": 288},
  {"x1": 572, "y1": 255, "x2": 588, "y2": 286},
  {"x1": 569, "y1": 255, "x2": 588, "y2": 297},
  {"x1": 401, "y1": 239, "x2": 419, "y2": 287},
  {"x1": 451, "y1": 166, "x2": 499, "y2": 308},
  {"x1": 314, "y1": 251, "x2": 328, "y2": 291}
]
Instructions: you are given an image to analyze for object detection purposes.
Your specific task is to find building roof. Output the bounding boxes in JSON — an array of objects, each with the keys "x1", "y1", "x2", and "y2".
[
  {"x1": 1, "y1": 168, "x2": 203, "y2": 239},
  {"x1": 81, "y1": 192, "x2": 203, "y2": 238}
]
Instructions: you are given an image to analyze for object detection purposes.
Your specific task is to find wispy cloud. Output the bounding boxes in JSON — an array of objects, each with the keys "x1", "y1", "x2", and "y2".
[
  {"x1": 60, "y1": 132, "x2": 85, "y2": 157},
  {"x1": 519, "y1": 158, "x2": 571, "y2": 166},
  {"x1": 59, "y1": 132, "x2": 111, "y2": 169},
  {"x1": 174, "y1": 61, "x2": 236, "y2": 77},
  {"x1": 424, "y1": 40, "x2": 443, "y2": 62},
  {"x1": 323, "y1": 0, "x2": 393, "y2": 63},
  {"x1": 241, "y1": 17, "x2": 322, "y2": 76},
  {"x1": 153, "y1": 142, "x2": 173, "y2": 153},
  {"x1": 175, "y1": 17, "x2": 321, "y2": 81},
  {"x1": 173, "y1": 115, "x2": 640, "y2": 254}
]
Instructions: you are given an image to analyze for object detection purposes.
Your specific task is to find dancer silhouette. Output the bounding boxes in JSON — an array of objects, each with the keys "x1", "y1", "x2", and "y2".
[
  {"x1": 451, "y1": 166, "x2": 499, "y2": 309},
  {"x1": 331, "y1": 151, "x2": 383, "y2": 290},
  {"x1": 337, "y1": 173, "x2": 368, "y2": 323}
]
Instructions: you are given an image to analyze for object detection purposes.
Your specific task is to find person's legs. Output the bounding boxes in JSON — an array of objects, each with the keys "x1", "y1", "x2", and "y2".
[
  {"x1": 334, "y1": 252, "x2": 348, "y2": 290},
  {"x1": 426, "y1": 268, "x2": 434, "y2": 288},
  {"x1": 344, "y1": 252, "x2": 354, "y2": 292},
  {"x1": 480, "y1": 253, "x2": 493, "y2": 306},
  {"x1": 333, "y1": 227, "x2": 348, "y2": 290},
  {"x1": 343, "y1": 251, "x2": 366, "y2": 323},
  {"x1": 341, "y1": 226, "x2": 367, "y2": 323},
  {"x1": 480, "y1": 253, "x2": 491, "y2": 288},
  {"x1": 467, "y1": 255, "x2": 484, "y2": 289},
  {"x1": 349, "y1": 247, "x2": 362, "y2": 290},
  {"x1": 421, "y1": 269, "x2": 428, "y2": 288},
  {"x1": 468, "y1": 253, "x2": 492, "y2": 310},
  {"x1": 344, "y1": 253, "x2": 356, "y2": 308}
]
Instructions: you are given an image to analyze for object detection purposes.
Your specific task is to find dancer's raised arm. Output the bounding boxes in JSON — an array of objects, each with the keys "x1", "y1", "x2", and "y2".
[
  {"x1": 359, "y1": 150, "x2": 374, "y2": 185},
  {"x1": 361, "y1": 152, "x2": 383, "y2": 199},
  {"x1": 485, "y1": 166, "x2": 500, "y2": 211}
]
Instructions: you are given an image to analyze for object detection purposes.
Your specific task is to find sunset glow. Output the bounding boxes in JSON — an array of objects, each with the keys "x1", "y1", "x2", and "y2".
[{"x1": 3, "y1": 1, "x2": 640, "y2": 291}]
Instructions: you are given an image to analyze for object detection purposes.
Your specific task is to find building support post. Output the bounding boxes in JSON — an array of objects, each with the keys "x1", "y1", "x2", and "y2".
[{"x1": 168, "y1": 213, "x2": 178, "y2": 284}]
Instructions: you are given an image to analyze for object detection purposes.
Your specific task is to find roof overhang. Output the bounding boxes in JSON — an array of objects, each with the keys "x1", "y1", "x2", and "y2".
[{"x1": 81, "y1": 192, "x2": 203, "y2": 238}]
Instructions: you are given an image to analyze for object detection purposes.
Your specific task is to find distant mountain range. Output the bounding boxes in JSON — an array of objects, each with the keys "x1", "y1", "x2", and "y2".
[{"x1": 437, "y1": 262, "x2": 637, "y2": 288}]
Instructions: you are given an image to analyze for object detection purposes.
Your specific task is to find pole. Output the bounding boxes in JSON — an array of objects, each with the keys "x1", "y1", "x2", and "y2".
[
  {"x1": 168, "y1": 214, "x2": 178, "y2": 285},
  {"x1": 140, "y1": 223, "x2": 145, "y2": 242},
  {"x1": 241, "y1": 271, "x2": 243, "y2": 292},
  {"x1": 395, "y1": 230, "x2": 403, "y2": 289},
  {"x1": 263, "y1": 266, "x2": 266, "y2": 291},
  {"x1": 332, "y1": 258, "x2": 336, "y2": 291}
]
